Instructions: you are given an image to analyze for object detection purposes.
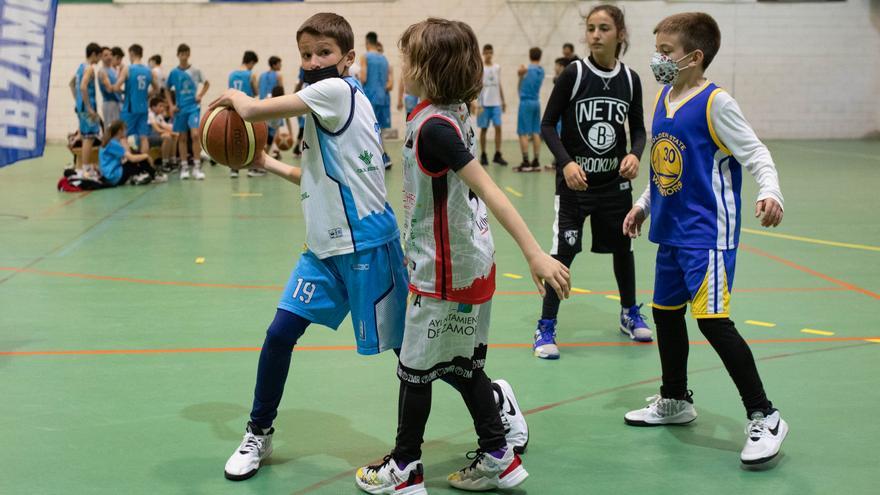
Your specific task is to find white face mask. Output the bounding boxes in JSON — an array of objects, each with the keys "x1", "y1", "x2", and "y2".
[{"x1": 649, "y1": 51, "x2": 695, "y2": 85}]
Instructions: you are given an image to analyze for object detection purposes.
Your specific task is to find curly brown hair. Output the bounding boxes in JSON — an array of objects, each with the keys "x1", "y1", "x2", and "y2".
[{"x1": 399, "y1": 18, "x2": 482, "y2": 105}]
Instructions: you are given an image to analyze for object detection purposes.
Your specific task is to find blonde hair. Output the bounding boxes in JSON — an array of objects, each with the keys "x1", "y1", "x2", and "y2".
[{"x1": 399, "y1": 18, "x2": 482, "y2": 105}]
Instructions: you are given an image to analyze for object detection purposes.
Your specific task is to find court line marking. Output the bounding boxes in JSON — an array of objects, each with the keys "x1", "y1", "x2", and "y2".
[
  {"x1": 866, "y1": 339, "x2": 880, "y2": 344},
  {"x1": 36, "y1": 191, "x2": 93, "y2": 217},
  {"x1": 745, "y1": 320, "x2": 777, "y2": 328},
  {"x1": 742, "y1": 228, "x2": 880, "y2": 252},
  {"x1": 502, "y1": 273, "x2": 523, "y2": 280},
  {"x1": 605, "y1": 295, "x2": 621, "y2": 301},
  {"x1": 504, "y1": 186, "x2": 523, "y2": 197},
  {"x1": 801, "y1": 328, "x2": 835, "y2": 336},
  {"x1": 741, "y1": 244, "x2": 880, "y2": 300},
  {"x1": 571, "y1": 287, "x2": 591, "y2": 294},
  {"x1": 292, "y1": 341, "x2": 874, "y2": 494},
  {"x1": 2, "y1": 336, "x2": 877, "y2": 357}
]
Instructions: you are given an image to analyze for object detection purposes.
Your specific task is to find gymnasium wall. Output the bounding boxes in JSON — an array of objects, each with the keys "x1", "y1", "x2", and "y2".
[{"x1": 47, "y1": 0, "x2": 880, "y2": 142}]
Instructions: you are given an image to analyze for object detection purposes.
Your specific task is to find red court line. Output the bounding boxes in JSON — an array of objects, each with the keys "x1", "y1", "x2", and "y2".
[
  {"x1": 742, "y1": 244, "x2": 880, "y2": 300},
  {"x1": 37, "y1": 191, "x2": 93, "y2": 217},
  {"x1": 0, "y1": 266, "x2": 846, "y2": 296},
  {"x1": 2, "y1": 336, "x2": 877, "y2": 357}
]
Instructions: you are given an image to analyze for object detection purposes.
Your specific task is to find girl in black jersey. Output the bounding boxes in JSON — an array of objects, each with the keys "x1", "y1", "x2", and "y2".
[{"x1": 533, "y1": 4, "x2": 652, "y2": 360}]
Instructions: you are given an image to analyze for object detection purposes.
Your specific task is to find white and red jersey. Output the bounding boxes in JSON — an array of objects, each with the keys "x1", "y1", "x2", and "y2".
[{"x1": 402, "y1": 101, "x2": 496, "y2": 304}]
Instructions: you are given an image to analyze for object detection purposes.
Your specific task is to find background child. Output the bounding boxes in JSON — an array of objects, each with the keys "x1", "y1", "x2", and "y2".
[
  {"x1": 97, "y1": 47, "x2": 121, "y2": 128},
  {"x1": 228, "y1": 50, "x2": 259, "y2": 97},
  {"x1": 147, "y1": 97, "x2": 175, "y2": 170},
  {"x1": 69, "y1": 42, "x2": 101, "y2": 178},
  {"x1": 166, "y1": 43, "x2": 209, "y2": 180},
  {"x1": 359, "y1": 31, "x2": 393, "y2": 168},
  {"x1": 258, "y1": 55, "x2": 284, "y2": 100},
  {"x1": 477, "y1": 44, "x2": 507, "y2": 166},
  {"x1": 622, "y1": 12, "x2": 787, "y2": 466},
  {"x1": 99, "y1": 120, "x2": 156, "y2": 186},
  {"x1": 115, "y1": 44, "x2": 160, "y2": 158},
  {"x1": 532, "y1": 4, "x2": 650, "y2": 361},
  {"x1": 515, "y1": 47, "x2": 544, "y2": 172},
  {"x1": 355, "y1": 18, "x2": 570, "y2": 495}
]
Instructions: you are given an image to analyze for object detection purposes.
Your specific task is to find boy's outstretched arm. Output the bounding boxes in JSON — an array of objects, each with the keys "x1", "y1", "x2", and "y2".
[
  {"x1": 456, "y1": 161, "x2": 571, "y2": 299},
  {"x1": 208, "y1": 89, "x2": 310, "y2": 122},
  {"x1": 251, "y1": 151, "x2": 301, "y2": 185}
]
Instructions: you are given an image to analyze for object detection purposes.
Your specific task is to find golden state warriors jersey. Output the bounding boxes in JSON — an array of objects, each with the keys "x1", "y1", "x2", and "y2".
[{"x1": 649, "y1": 82, "x2": 742, "y2": 250}]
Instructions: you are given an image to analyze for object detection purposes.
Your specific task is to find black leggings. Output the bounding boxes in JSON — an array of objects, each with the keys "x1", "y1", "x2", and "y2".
[
  {"x1": 393, "y1": 370, "x2": 506, "y2": 464},
  {"x1": 653, "y1": 306, "x2": 773, "y2": 417},
  {"x1": 542, "y1": 250, "x2": 636, "y2": 319},
  {"x1": 117, "y1": 159, "x2": 155, "y2": 185}
]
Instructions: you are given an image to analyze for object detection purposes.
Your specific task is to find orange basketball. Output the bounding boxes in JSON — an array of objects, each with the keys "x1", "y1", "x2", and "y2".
[
  {"x1": 199, "y1": 108, "x2": 268, "y2": 170},
  {"x1": 275, "y1": 128, "x2": 292, "y2": 151}
]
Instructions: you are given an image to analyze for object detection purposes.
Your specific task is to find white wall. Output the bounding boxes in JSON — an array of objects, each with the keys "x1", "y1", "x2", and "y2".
[{"x1": 47, "y1": 0, "x2": 880, "y2": 142}]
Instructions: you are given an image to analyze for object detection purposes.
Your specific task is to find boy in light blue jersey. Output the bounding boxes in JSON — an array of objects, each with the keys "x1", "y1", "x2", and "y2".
[
  {"x1": 359, "y1": 31, "x2": 393, "y2": 168},
  {"x1": 97, "y1": 47, "x2": 122, "y2": 129},
  {"x1": 69, "y1": 42, "x2": 102, "y2": 178},
  {"x1": 477, "y1": 44, "x2": 508, "y2": 166},
  {"x1": 115, "y1": 44, "x2": 161, "y2": 158},
  {"x1": 166, "y1": 43, "x2": 209, "y2": 180},
  {"x1": 258, "y1": 56, "x2": 284, "y2": 100},
  {"x1": 623, "y1": 12, "x2": 787, "y2": 466},
  {"x1": 515, "y1": 47, "x2": 544, "y2": 172},
  {"x1": 228, "y1": 50, "x2": 259, "y2": 97}
]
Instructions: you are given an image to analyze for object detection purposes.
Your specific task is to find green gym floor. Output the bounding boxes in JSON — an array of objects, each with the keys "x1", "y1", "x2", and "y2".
[{"x1": 1, "y1": 140, "x2": 878, "y2": 495}]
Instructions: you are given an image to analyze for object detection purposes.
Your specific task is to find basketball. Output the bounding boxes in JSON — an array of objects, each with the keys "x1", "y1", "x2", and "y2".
[
  {"x1": 275, "y1": 128, "x2": 293, "y2": 151},
  {"x1": 199, "y1": 107, "x2": 268, "y2": 170}
]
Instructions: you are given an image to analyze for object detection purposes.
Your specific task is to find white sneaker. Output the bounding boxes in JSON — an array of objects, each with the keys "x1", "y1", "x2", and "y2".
[
  {"x1": 224, "y1": 422, "x2": 274, "y2": 481},
  {"x1": 624, "y1": 393, "x2": 697, "y2": 426},
  {"x1": 130, "y1": 172, "x2": 152, "y2": 185},
  {"x1": 247, "y1": 168, "x2": 267, "y2": 177},
  {"x1": 179, "y1": 165, "x2": 191, "y2": 180},
  {"x1": 355, "y1": 455, "x2": 426, "y2": 494},
  {"x1": 152, "y1": 173, "x2": 168, "y2": 184},
  {"x1": 229, "y1": 169, "x2": 239, "y2": 179},
  {"x1": 192, "y1": 163, "x2": 206, "y2": 180},
  {"x1": 447, "y1": 447, "x2": 528, "y2": 491},
  {"x1": 493, "y1": 379, "x2": 529, "y2": 454},
  {"x1": 741, "y1": 410, "x2": 788, "y2": 465}
]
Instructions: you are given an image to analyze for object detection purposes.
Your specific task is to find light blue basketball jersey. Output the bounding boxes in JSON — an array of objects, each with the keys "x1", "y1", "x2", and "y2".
[
  {"x1": 167, "y1": 66, "x2": 204, "y2": 110},
  {"x1": 648, "y1": 82, "x2": 743, "y2": 250},
  {"x1": 228, "y1": 69, "x2": 254, "y2": 97},
  {"x1": 519, "y1": 64, "x2": 544, "y2": 100},
  {"x1": 99, "y1": 66, "x2": 120, "y2": 102},
  {"x1": 75, "y1": 63, "x2": 97, "y2": 112},
  {"x1": 258, "y1": 70, "x2": 279, "y2": 99},
  {"x1": 123, "y1": 64, "x2": 152, "y2": 114},
  {"x1": 363, "y1": 52, "x2": 389, "y2": 105}
]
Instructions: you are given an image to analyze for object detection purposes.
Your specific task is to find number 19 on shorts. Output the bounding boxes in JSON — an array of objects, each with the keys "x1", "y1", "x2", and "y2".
[{"x1": 291, "y1": 278, "x2": 316, "y2": 304}]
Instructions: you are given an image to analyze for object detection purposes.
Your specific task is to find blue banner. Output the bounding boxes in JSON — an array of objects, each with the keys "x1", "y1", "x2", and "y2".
[{"x1": 0, "y1": 0, "x2": 58, "y2": 168}]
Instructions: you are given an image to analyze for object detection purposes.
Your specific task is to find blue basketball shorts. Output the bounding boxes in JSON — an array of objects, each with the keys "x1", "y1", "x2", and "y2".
[
  {"x1": 517, "y1": 99, "x2": 541, "y2": 136},
  {"x1": 77, "y1": 112, "x2": 100, "y2": 137},
  {"x1": 477, "y1": 105, "x2": 502, "y2": 128},
  {"x1": 653, "y1": 244, "x2": 737, "y2": 319},
  {"x1": 277, "y1": 240, "x2": 408, "y2": 355},
  {"x1": 122, "y1": 112, "x2": 150, "y2": 138},
  {"x1": 172, "y1": 106, "x2": 200, "y2": 133},
  {"x1": 372, "y1": 101, "x2": 391, "y2": 129}
]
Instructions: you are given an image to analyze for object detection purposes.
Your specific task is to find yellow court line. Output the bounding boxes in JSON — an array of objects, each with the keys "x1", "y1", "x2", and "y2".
[
  {"x1": 231, "y1": 193, "x2": 263, "y2": 198},
  {"x1": 741, "y1": 228, "x2": 880, "y2": 252},
  {"x1": 745, "y1": 320, "x2": 777, "y2": 328},
  {"x1": 801, "y1": 328, "x2": 835, "y2": 336},
  {"x1": 571, "y1": 287, "x2": 592, "y2": 294},
  {"x1": 195, "y1": 257, "x2": 205, "y2": 264},
  {"x1": 865, "y1": 339, "x2": 880, "y2": 344},
  {"x1": 503, "y1": 273, "x2": 523, "y2": 280},
  {"x1": 605, "y1": 295, "x2": 621, "y2": 301},
  {"x1": 504, "y1": 187, "x2": 523, "y2": 198}
]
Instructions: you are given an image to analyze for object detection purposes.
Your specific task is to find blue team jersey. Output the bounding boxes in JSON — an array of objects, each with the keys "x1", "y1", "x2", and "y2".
[
  {"x1": 123, "y1": 64, "x2": 152, "y2": 113},
  {"x1": 519, "y1": 64, "x2": 544, "y2": 100},
  {"x1": 648, "y1": 81, "x2": 743, "y2": 250},
  {"x1": 75, "y1": 63, "x2": 97, "y2": 112},
  {"x1": 363, "y1": 52, "x2": 389, "y2": 104},
  {"x1": 99, "y1": 139, "x2": 126, "y2": 185},
  {"x1": 99, "y1": 66, "x2": 120, "y2": 102},
  {"x1": 228, "y1": 69, "x2": 254, "y2": 97},
  {"x1": 258, "y1": 70, "x2": 279, "y2": 99},
  {"x1": 167, "y1": 65, "x2": 204, "y2": 110}
]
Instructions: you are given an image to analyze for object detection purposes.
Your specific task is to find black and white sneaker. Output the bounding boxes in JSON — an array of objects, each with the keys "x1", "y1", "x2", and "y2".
[
  {"x1": 493, "y1": 379, "x2": 529, "y2": 454},
  {"x1": 624, "y1": 392, "x2": 697, "y2": 426},
  {"x1": 741, "y1": 410, "x2": 788, "y2": 465},
  {"x1": 224, "y1": 422, "x2": 274, "y2": 481}
]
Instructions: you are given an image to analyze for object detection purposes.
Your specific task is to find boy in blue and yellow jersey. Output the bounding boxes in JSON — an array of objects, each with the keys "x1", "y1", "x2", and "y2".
[
  {"x1": 515, "y1": 47, "x2": 544, "y2": 172},
  {"x1": 622, "y1": 13, "x2": 787, "y2": 466}
]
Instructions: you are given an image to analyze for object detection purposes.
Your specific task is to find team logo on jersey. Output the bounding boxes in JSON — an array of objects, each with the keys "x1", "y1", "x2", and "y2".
[
  {"x1": 651, "y1": 135, "x2": 685, "y2": 196},
  {"x1": 358, "y1": 150, "x2": 373, "y2": 166},
  {"x1": 564, "y1": 230, "x2": 579, "y2": 246},
  {"x1": 575, "y1": 97, "x2": 628, "y2": 155}
]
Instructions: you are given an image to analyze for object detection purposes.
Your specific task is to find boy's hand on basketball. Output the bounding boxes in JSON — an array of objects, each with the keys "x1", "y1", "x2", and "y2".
[
  {"x1": 755, "y1": 198, "x2": 783, "y2": 227},
  {"x1": 623, "y1": 206, "x2": 646, "y2": 238},
  {"x1": 619, "y1": 154, "x2": 639, "y2": 179},
  {"x1": 528, "y1": 252, "x2": 571, "y2": 300},
  {"x1": 208, "y1": 89, "x2": 245, "y2": 112},
  {"x1": 563, "y1": 162, "x2": 588, "y2": 191}
]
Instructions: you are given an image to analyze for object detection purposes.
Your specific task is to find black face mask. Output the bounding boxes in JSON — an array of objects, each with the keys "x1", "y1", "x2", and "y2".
[{"x1": 302, "y1": 64, "x2": 342, "y2": 84}]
